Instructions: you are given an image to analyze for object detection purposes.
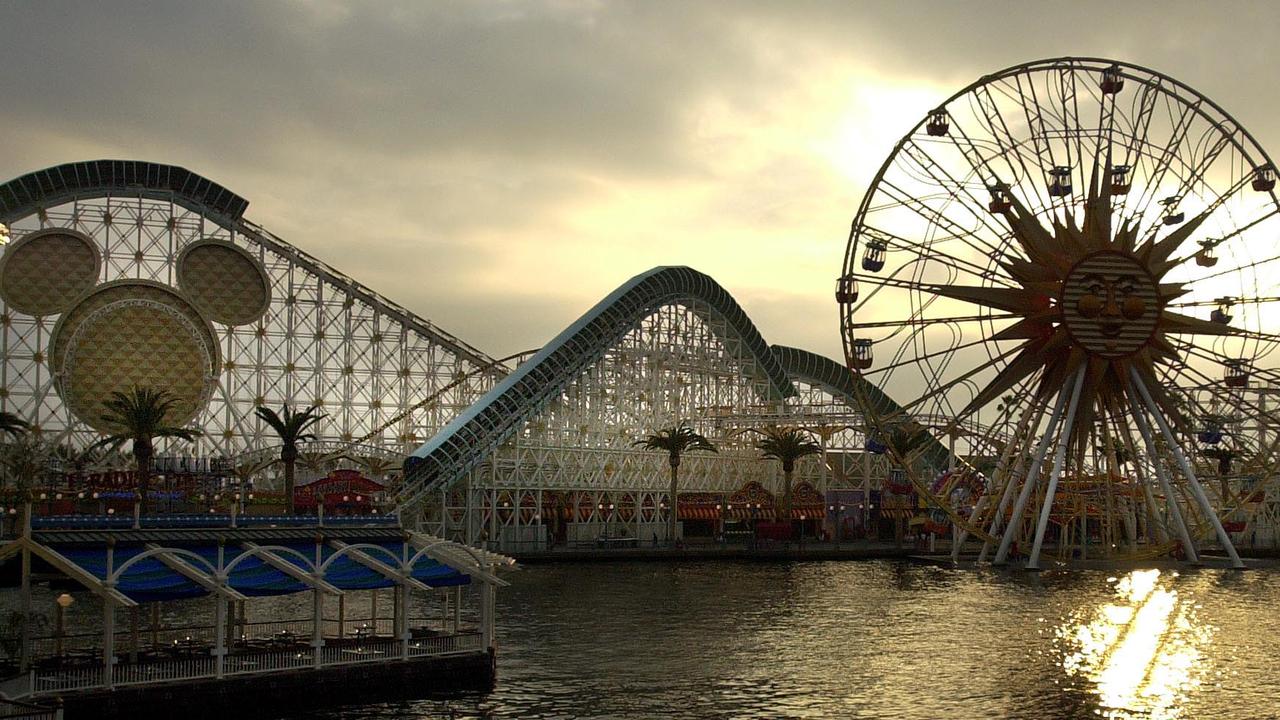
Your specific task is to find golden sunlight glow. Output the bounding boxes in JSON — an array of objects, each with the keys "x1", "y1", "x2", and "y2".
[{"x1": 1058, "y1": 570, "x2": 1210, "y2": 719}]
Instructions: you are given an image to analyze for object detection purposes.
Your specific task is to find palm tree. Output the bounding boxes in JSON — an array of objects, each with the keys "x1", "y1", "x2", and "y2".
[
  {"x1": 634, "y1": 422, "x2": 717, "y2": 544},
  {"x1": 749, "y1": 426, "x2": 823, "y2": 527},
  {"x1": 96, "y1": 387, "x2": 201, "y2": 513},
  {"x1": 255, "y1": 404, "x2": 327, "y2": 514},
  {"x1": 0, "y1": 412, "x2": 29, "y2": 438}
]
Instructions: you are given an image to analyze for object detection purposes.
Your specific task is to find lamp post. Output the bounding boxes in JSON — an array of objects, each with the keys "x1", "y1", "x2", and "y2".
[
  {"x1": 55, "y1": 593, "x2": 74, "y2": 656},
  {"x1": 156, "y1": 474, "x2": 168, "y2": 514},
  {"x1": 748, "y1": 502, "x2": 760, "y2": 550},
  {"x1": 829, "y1": 503, "x2": 846, "y2": 548}
]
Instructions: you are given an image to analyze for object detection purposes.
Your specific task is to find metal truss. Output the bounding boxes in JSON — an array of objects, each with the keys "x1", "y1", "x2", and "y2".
[
  {"x1": 428, "y1": 304, "x2": 915, "y2": 542},
  {"x1": 398, "y1": 266, "x2": 797, "y2": 510},
  {"x1": 0, "y1": 160, "x2": 507, "y2": 466}
]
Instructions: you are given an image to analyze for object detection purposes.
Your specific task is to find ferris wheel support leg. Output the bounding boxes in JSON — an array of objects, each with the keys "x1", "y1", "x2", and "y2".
[
  {"x1": 1130, "y1": 369, "x2": 1244, "y2": 569},
  {"x1": 953, "y1": 494, "x2": 985, "y2": 562},
  {"x1": 975, "y1": 397, "x2": 1046, "y2": 562},
  {"x1": 1129, "y1": 391, "x2": 1199, "y2": 564},
  {"x1": 978, "y1": 471, "x2": 1017, "y2": 563},
  {"x1": 1027, "y1": 368, "x2": 1087, "y2": 571},
  {"x1": 954, "y1": 492, "x2": 990, "y2": 562},
  {"x1": 1119, "y1": 421, "x2": 1168, "y2": 546},
  {"x1": 995, "y1": 383, "x2": 1073, "y2": 565}
]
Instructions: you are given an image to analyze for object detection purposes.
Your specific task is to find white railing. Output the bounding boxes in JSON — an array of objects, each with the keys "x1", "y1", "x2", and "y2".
[
  {"x1": 320, "y1": 638, "x2": 400, "y2": 665},
  {"x1": 224, "y1": 648, "x2": 314, "y2": 675},
  {"x1": 24, "y1": 631, "x2": 485, "y2": 697},
  {"x1": 408, "y1": 632, "x2": 482, "y2": 657},
  {"x1": 32, "y1": 666, "x2": 101, "y2": 694},
  {"x1": 114, "y1": 656, "x2": 215, "y2": 686},
  {"x1": 237, "y1": 618, "x2": 316, "y2": 641},
  {"x1": 321, "y1": 616, "x2": 395, "y2": 639}
]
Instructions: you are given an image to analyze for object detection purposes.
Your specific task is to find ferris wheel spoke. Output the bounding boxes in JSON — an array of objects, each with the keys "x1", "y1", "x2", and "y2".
[
  {"x1": 1127, "y1": 94, "x2": 1204, "y2": 228},
  {"x1": 1053, "y1": 65, "x2": 1086, "y2": 183},
  {"x1": 1166, "y1": 350, "x2": 1280, "y2": 425},
  {"x1": 1016, "y1": 73, "x2": 1064, "y2": 187},
  {"x1": 867, "y1": 186, "x2": 1019, "y2": 282},
  {"x1": 1119, "y1": 74, "x2": 1163, "y2": 174},
  {"x1": 844, "y1": 312, "x2": 1020, "y2": 331},
  {"x1": 961, "y1": 75, "x2": 1060, "y2": 207},
  {"x1": 895, "y1": 142, "x2": 1018, "y2": 252},
  {"x1": 968, "y1": 82, "x2": 1038, "y2": 182},
  {"x1": 855, "y1": 219, "x2": 1013, "y2": 288},
  {"x1": 860, "y1": 333, "x2": 1013, "y2": 380}
]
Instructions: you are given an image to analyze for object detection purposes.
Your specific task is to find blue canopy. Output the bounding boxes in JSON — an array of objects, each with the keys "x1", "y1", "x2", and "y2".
[{"x1": 44, "y1": 537, "x2": 471, "y2": 603}]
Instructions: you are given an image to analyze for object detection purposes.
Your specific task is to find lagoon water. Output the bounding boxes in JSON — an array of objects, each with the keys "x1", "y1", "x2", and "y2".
[{"x1": 294, "y1": 560, "x2": 1278, "y2": 719}]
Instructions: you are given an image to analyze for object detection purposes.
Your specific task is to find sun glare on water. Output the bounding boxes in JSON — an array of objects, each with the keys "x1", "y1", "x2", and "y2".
[{"x1": 1058, "y1": 570, "x2": 1211, "y2": 719}]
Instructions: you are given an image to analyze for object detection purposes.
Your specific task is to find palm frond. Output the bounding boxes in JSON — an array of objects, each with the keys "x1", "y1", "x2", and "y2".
[
  {"x1": 633, "y1": 422, "x2": 717, "y2": 457},
  {"x1": 0, "y1": 412, "x2": 30, "y2": 437},
  {"x1": 749, "y1": 426, "x2": 823, "y2": 465},
  {"x1": 256, "y1": 404, "x2": 329, "y2": 446}
]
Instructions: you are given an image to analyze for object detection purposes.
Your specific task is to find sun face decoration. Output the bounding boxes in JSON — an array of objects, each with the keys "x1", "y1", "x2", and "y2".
[
  {"x1": 1061, "y1": 252, "x2": 1160, "y2": 357},
  {"x1": 932, "y1": 164, "x2": 1240, "y2": 435}
]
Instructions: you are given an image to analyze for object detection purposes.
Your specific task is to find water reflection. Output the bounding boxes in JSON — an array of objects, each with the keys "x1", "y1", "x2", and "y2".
[
  {"x1": 1057, "y1": 569, "x2": 1211, "y2": 719},
  {"x1": 199, "y1": 560, "x2": 1280, "y2": 719}
]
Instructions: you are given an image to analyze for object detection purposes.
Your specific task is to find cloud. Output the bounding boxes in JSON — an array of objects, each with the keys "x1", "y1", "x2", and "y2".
[{"x1": 2, "y1": 0, "x2": 1278, "y2": 367}]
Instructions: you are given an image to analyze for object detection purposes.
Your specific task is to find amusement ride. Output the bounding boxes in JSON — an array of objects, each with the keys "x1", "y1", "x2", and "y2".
[{"x1": 840, "y1": 57, "x2": 1280, "y2": 567}]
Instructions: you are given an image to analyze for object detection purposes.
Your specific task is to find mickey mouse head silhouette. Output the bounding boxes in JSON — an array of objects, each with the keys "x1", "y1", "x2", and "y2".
[{"x1": 0, "y1": 228, "x2": 270, "y2": 432}]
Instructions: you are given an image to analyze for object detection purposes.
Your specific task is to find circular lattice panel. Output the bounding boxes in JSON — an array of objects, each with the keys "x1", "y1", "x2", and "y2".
[
  {"x1": 0, "y1": 228, "x2": 101, "y2": 316},
  {"x1": 50, "y1": 281, "x2": 219, "y2": 432},
  {"x1": 176, "y1": 239, "x2": 270, "y2": 326}
]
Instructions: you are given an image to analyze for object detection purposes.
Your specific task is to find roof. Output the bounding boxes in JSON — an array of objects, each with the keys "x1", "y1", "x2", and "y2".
[
  {"x1": 1, "y1": 525, "x2": 514, "y2": 606},
  {"x1": 0, "y1": 160, "x2": 249, "y2": 224}
]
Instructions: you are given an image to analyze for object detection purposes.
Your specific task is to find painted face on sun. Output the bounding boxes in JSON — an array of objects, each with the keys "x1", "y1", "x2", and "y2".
[{"x1": 1061, "y1": 252, "x2": 1161, "y2": 357}]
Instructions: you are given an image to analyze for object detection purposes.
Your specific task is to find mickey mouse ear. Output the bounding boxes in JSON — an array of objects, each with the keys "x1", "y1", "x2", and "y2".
[
  {"x1": 0, "y1": 228, "x2": 101, "y2": 316},
  {"x1": 176, "y1": 239, "x2": 271, "y2": 326}
]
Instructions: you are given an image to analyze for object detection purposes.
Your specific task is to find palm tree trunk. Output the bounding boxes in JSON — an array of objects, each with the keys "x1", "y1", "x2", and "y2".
[
  {"x1": 284, "y1": 457, "x2": 296, "y2": 515},
  {"x1": 783, "y1": 468, "x2": 793, "y2": 532},
  {"x1": 135, "y1": 438, "x2": 153, "y2": 515},
  {"x1": 668, "y1": 458, "x2": 679, "y2": 545}
]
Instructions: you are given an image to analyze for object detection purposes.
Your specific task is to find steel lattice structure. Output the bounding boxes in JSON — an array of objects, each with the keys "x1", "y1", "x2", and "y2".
[
  {"x1": 0, "y1": 161, "x2": 938, "y2": 542},
  {"x1": 0, "y1": 161, "x2": 506, "y2": 474},
  {"x1": 401, "y1": 268, "x2": 948, "y2": 542}
]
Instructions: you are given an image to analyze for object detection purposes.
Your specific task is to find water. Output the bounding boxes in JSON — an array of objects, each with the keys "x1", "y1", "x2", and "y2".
[{"x1": 275, "y1": 561, "x2": 1280, "y2": 718}]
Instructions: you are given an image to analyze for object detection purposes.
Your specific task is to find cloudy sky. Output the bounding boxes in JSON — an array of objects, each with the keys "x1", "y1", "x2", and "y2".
[{"x1": 2, "y1": 1, "x2": 1278, "y2": 362}]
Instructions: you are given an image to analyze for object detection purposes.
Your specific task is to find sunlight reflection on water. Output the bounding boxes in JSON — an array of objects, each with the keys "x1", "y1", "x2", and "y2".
[
  {"x1": 291, "y1": 560, "x2": 1278, "y2": 720},
  {"x1": 1057, "y1": 569, "x2": 1211, "y2": 719}
]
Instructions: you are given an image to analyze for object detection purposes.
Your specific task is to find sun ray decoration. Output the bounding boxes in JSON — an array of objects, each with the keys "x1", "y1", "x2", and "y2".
[{"x1": 839, "y1": 58, "x2": 1280, "y2": 567}]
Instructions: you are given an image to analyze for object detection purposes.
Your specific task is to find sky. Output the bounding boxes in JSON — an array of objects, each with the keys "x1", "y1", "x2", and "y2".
[{"x1": 2, "y1": 0, "x2": 1278, "y2": 362}]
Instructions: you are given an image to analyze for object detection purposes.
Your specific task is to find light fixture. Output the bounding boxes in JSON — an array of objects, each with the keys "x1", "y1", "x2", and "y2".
[{"x1": 56, "y1": 593, "x2": 74, "y2": 609}]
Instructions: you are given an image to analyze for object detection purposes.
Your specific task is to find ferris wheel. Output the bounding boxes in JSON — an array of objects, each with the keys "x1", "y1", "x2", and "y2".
[{"x1": 838, "y1": 57, "x2": 1280, "y2": 569}]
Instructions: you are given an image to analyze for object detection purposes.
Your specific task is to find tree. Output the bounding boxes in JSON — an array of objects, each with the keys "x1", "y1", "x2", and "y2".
[
  {"x1": 749, "y1": 426, "x2": 823, "y2": 525},
  {"x1": 0, "y1": 411, "x2": 29, "y2": 438},
  {"x1": 255, "y1": 404, "x2": 327, "y2": 514},
  {"x1": 96, "y1": 387, "x2": 201, "y2": 514},
  {"x1": 634, "y1": 422, "x2": 717, "y2": 543}
]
